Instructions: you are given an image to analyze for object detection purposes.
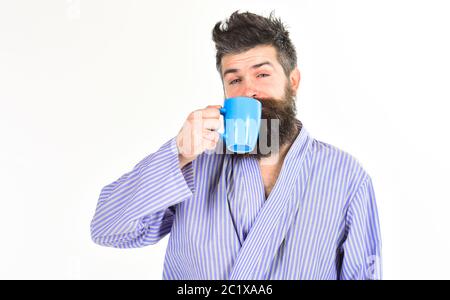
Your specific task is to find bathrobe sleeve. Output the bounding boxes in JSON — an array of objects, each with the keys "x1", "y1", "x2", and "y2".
[
  {"x1": 90, "y1": 137, "x2": 194, "y2": 248},
  {"x1": 339, "y1": 175, "x2": 382, "y2": 280}
]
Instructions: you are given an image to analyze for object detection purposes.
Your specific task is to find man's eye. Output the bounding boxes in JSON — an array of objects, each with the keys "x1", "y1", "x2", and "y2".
[
  {"x1": 229, "y1": 79, "x2": 241, "y2": 85},
  {"x1": 257, "y1": 74, "x2": 270, "y2": 78}
]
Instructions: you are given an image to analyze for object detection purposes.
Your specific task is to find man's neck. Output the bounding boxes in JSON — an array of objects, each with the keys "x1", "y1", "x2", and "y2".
[
  {"x1": 258, "y1": 123, "x2": 300, "y2": 167},
  {"x1": 258, "y1": 142, "x2": 291, "y2": 167}
]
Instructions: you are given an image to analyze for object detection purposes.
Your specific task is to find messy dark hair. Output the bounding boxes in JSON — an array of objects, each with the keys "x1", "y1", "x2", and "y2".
[{"x1": 212, "y1": 10, "x2": 297, "y2": 79}]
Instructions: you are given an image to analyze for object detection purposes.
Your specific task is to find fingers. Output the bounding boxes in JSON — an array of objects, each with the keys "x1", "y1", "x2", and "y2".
[
  {"x1": 202, "y1": 138, "x2": 218, "y2": 151},
  {"x1": 201, "y1": 105, "x2": 222, "y2": 119},
  {"x1": 202, "y1": 118, "x2": 221, "y2": 131},
  {"x1": 203, "y1": 129, "x2": 220, "y2": 142},
  {"x1": 183, "y1": 113, "x2": 221, "y2": 133},
  {"x1": 178, "y1": 105, "x2": 223, "y2": 159},
  {"x1": 206, "y1": 105, "x2": 222, "y2": 109}
]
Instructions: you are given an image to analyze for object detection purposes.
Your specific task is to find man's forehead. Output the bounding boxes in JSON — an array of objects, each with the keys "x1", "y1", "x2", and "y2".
[{"x1": 221, "y1": 46, "x2": 278, "y2": 74}]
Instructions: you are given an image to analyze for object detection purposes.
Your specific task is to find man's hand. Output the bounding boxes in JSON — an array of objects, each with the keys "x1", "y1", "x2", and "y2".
[{"x1": 176, "y1": 105, "x2": 222, "y2": 169}]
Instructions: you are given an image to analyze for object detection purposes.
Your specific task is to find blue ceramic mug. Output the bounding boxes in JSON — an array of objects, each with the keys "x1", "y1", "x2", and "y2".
[{"x1": 219, "y1": 97, "x2": 262, "y2": 153}]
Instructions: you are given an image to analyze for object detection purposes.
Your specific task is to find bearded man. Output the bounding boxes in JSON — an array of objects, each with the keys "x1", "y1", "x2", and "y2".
[{"x1": 91, "y1": 10, "x2": 382, "y2": 280}]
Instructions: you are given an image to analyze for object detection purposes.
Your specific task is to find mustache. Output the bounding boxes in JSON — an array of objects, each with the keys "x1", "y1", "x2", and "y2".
[{"x1": 258, "y1": 98, "x2": 297, "y2": 119}]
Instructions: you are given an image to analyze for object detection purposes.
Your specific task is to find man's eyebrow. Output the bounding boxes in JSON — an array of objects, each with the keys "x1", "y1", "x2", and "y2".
[{"x1": 223, "y1": 61, "x2": 274, "y2": 77}]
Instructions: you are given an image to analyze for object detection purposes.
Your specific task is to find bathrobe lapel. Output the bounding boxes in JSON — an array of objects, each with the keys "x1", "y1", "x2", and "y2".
[{"x1": 228, "y1": 126, "x2": 313, "y2": 279}]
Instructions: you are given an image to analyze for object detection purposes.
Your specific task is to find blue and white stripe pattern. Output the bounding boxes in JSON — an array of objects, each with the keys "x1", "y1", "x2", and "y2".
[{"x1": 91, "y1": 123, "x2": 382, "y2": 280}]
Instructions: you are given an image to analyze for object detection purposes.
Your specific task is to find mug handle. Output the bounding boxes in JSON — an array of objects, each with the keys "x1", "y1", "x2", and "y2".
[{"x1": 219, "y1": 107, "x2": 227, "y2": 140}]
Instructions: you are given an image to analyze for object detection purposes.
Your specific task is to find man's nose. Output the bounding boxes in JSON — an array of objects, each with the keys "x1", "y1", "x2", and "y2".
[{"x1": 243, "y1": 81, "x2": 259, "y2": 99}]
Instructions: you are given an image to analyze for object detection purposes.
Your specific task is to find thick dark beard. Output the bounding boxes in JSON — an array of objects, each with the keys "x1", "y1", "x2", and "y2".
[{"x1": 231, "y1": 83, "x2": 301, "y2": 160}]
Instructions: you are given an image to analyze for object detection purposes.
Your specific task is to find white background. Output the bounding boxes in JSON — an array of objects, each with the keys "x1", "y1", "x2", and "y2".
[{"x1": 1, "y1": 0, "x2": 449, "y2": 279}]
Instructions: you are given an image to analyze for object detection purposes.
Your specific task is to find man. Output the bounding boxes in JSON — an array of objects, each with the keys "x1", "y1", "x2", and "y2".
[{"x1": 90, "y1": 11, "x2": 382, "y2": 280}]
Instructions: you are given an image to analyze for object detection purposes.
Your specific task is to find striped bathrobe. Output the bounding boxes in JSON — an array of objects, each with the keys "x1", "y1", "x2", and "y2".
[{"x1": 91, "y1": 123, "x2": 382, "y2": 280}]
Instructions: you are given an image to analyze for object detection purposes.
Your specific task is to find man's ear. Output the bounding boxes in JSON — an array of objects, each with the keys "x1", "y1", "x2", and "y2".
[{"x1": 289, "y1": 67, "x2": 301, "y2": 92}]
